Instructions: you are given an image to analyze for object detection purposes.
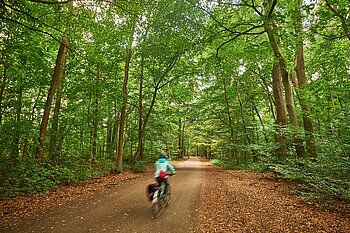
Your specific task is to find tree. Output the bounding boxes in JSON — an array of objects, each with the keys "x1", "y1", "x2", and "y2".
[
  {"x1": 294, "y1": 0, "x2": 317, "y2": 156},
  {"x1": 37, "y1": 36, "x2": 69, "y2": 163},
  {"x1": 116, "y1": 20, "x2": 136, "y2": 171}
]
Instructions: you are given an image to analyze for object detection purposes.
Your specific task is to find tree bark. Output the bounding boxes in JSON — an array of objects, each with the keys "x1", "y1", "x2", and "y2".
[
  {"x1": 272, "y1": 63, "x2": 287, "y2": 156},
  {"x1": 223, "y1": 76, "x2": 239, "y2": 160},
  {"x1": 49, "y1": 37, "x2": 68, "y2": 160},
  {"x1": 13, "y1": 88, "x2": 22, "y2": 157},
  {"x1": 90, "y1": 65, "x2": 99, "y2": 159},
  {"x1": 250, "y1": 97, "x2": 268, "y2": 143},
  {"x1": 236, "y1": 82, "x2": 255, "y2": 159},
  {"x1": 37, "y1": 36, "x2": 69, "y2": 163},
  {"x1": 294, "y1": 0, "x2": 317, "y2": 156},
  {"x1": 113, "y1": 95, "x2": 119, "y2": 164},
  {"x1": 134, "y1": 56, "x2": 144, "y2": 161},
  {"x1": 264, "y1": 4, "x2": 304, "y2": 156},
  {"x1": 181, "y1": 121, "x2": 185, "y2": 158},
  {"x1": 178, "y1": 119, "x2": 182, "y2": 159},
  {"x1": 116, "y1": 27, "x2": 134, "y2": 171},
  {"x1": 0, "y1": 62, "x2": 7, "y2": 124}
]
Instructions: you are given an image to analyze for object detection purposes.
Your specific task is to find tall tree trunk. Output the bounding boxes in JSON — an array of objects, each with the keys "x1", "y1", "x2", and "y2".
[
  {"x1": 0, "y1": 62, "x2": 7, "y2": 124},
  {"x1": 134, "y1": 57, "x2": 144, "y2": 161},
  {"x1": 13, "y1": 88, "x2": 22, "y2": 157},
  {"x1": 264, "y1": 5, "x2": 304, "y2": 156},
  {"x1": 283, "y1": 72, "x2": 305, "y2": 157},
  {"x1": 294, "y1": 0, "x2": 317, "y2": 156},
  {"x1": 37, "y1": 36, "x2": 69, "y2": 163},
  {"x1": 181, "y1": 121, "x2": 185, "y2": 158},
  {"x1": 178, "y1": 119, "x2": 182, "y2": 159},
  {"x1": 113, "y1": 95, "x2": 119, "y2": 163},
  {"x1": 49, "y1": 37, "x2": 68, "y2": 160},
  {"x1": 116, "y1": 27, "x2": 134, "y2": 171},
  {"x1": 236, "y1": 82, "x2": 255, "y2": 159},
  {"x1": 250, "y1": 97, "x2": 268, "y2": 143},
  {"x1": 106, "y1": 115, "x2": 114, "y2": 159},
  {"x1": 223, "y1": 76, "x2": 238, "y2": 160},
  {"x1": 272, "y1": 63, "x2": 287, "y2": 156},
  {"x1": 91, "y1": 65, "x2": 99, "y2": 159}
]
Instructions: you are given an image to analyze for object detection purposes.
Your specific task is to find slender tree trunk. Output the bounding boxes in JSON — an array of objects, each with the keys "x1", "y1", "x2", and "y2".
[
  {"x1": 259, "y1": 74, "x2": 276, "y2": 121},
  {"x1": 272, "y1": 63, "x2": 287, "y2": 156},
  {"x1": 13, "y1": 88, "x2": 22, "y2": 156},
  {"x1": 0, "y1": 62, "x2": 7, "y2": 124},
  {"x1": 178, "y1": 119, "x2": 182, "y2": 159},
  {"x1": 91, "y1": 65, "x2": 99, "y2": 159},
  {"x1": 116, "y1": 27, "x2": 134, "y2": 171},
  {"x1": 223, "y1": 77, "x2": 239, "y2": 160},
  {"x1": 114, "y1": 96, "x2": 119, "y2": 163},
  {"x1": 135, "y1": 57, "x2": 144, "y2": 161},
  {"x1": 181, "y1": 121, "x2": 185, "y2": 158},
  {"x1": 294, "y1": 0, "x2": 317, "y2": 156},
  {"x1": 37, "y1": 36, "x2": 69, "y2": 163},
  {"x1": 236, "y1": 82, "x2": 255, "y2": 160},
  {"x1": 106, "y1": 115, "x2": 114, "y2": 159},
  {"x1": 250, "y1": 97, "x2": 268, "y2": 143}
]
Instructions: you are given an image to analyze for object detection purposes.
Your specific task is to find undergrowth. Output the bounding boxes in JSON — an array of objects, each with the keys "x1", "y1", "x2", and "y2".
[
  {"x1": 0, "y1": 157, "x2": 151, "y2": 198},
  {"x1": 210, "y1": 152, "x2": 350, "y2": 201}
]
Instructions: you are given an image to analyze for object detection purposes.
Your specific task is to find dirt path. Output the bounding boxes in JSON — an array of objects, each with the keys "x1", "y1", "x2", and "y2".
[
  {"x1": 1, "y1": 158, "x2": 203, "y2": 233},
  {"x1": 1, "y1": 158, "x2": 350, "y2": 233}
]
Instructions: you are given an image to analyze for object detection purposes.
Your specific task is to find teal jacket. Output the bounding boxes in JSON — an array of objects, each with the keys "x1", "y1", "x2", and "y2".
[{"x1": 154, "y1": 158, "x2": 176, "y2": 178}]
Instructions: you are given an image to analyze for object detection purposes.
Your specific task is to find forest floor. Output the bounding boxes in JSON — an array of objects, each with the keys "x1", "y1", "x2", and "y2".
[
  {"x1": 1, "y1": 157, "x2": 350, "y2": 232},
  {"x1": 196, "y1": 164, "x2": 350, "y2": 232}
]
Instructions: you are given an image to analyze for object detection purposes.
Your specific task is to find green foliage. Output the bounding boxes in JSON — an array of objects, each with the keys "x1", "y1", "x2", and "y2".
[
  {"x1": 0, "y1": 156, "x2": 117, "y2": 198},
  {"x1": 1, "y1": 0, "x2": 349, "y2": 202},
  {"x1": 124, "y1": 160, "x2": 150, "y2": 173},
  {"x1": 266, "y1": 152, "x2": 350, "y2": 200}
]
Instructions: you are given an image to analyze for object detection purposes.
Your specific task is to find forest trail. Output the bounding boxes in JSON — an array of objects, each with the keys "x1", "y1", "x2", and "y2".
[
  {"x1": 1, "y1": 158, "x2": 350, "y2": 233},
  {"x1": 1, "y1": 158, "x2": 204, "y2": 233}
]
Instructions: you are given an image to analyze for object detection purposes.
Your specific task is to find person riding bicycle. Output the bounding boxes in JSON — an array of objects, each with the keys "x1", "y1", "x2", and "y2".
[{"x1": 154, "y1": 153, "x2": 176, "y2": 197}]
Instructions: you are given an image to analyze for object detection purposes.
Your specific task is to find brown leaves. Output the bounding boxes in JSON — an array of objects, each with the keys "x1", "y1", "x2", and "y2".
[{"x1": 196, "y1": 165, "x2": 350, "y2": 232}]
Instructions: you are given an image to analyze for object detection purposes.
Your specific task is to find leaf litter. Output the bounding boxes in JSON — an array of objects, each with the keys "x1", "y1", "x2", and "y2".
[{"x1": 195, "y1": 165, "x2": 350, "y2": 232}]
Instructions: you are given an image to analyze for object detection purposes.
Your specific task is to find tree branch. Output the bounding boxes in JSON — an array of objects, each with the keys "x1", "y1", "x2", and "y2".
[
  {"x1": 216, "y1": 26, "x2": 265, "y2": 57},
  {"x1": 187, "y1": 0, "x2": 235, "y2": 34},
  {"x1": 0, "y1": 16, "x2": 63, "y2": 44},
  {"x1": 28, "y1": 0, "x2": 73, "y2": 4},
  {"x1": 2, "y1": 1, "x2": 65, "y2": 35},
  {"x1": 325, "y1": 0, "x2": 350, "y2": 40},
  {"x1": 267, "y1": 0, "x2": 277, "y2": 18}
]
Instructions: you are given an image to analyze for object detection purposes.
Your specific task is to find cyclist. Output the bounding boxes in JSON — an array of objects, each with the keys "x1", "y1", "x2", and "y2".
[{"x1": 154, "y1": 153, "x2": 176, "y2": 197}]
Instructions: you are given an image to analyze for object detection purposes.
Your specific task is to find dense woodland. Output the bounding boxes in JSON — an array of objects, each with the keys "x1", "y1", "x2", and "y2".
[{"x1": 0, "y1": 0, "x2": 349, "y2": 200}]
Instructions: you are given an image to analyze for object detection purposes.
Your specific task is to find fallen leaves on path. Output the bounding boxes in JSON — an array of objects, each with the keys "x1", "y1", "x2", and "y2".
[
  {"x1": 0, "y1": 171, "x2": 149, "y2": 229},
  {"x1": 196, "y1": 165, "x2": 350, "y2": 233}
]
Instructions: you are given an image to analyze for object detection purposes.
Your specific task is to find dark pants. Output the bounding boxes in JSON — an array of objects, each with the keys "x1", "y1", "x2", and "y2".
[{"x1": 156, "y1": 177, "x2": 169, "y2": 196}]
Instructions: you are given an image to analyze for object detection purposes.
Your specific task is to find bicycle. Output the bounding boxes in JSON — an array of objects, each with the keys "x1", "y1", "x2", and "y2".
[{"x1": 152, "y1": 173, "x2": 174, "y2": 219}]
